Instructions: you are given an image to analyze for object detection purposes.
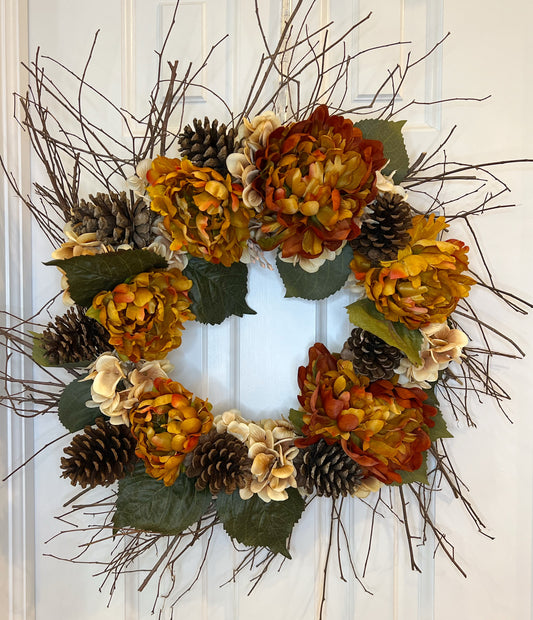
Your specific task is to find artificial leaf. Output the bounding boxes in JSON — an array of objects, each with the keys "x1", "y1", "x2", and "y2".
[
  {"x1": 354, "y1": 119, "x2": 409, "y2": 183},
  {"x1": 289, "y1": 408, "x2": 305, "y2": 435},
  {"x1": 346, "y1": 298, "x2": 422, "y2": 364},
  {"x1": 31, "y1": 332, "x2": 52, "y2": 367},
  {"x1": 216, "y1": 487, "x2": 305, "y2": 558},
  {"x1": 31, "y1": 331, "x2": 91, "y2": 368},
  {"x1": 393, "y1": 453, "x2": 428, "y2": 486},
  {"x1": 58, "y1": 374, "x2": 100, "y2": 432},
  {"x1": 46, "y1": 249, "x2": 167, "y2": 307},
  {"x1": 113, "y1": 464, "x2": 211, "y2": 534},
  {"x1": 425, "y1": 384, "x2": 453, "y2": 441},
  {"x1": 183, "y1": 257, "x2": 256, "y2": 324},
  {"x1": 428, "y1": 410, "x2": 453, "y2": 441},
  {"x1": 276, "y1": 244, "x2": 353, "y2": 300}
]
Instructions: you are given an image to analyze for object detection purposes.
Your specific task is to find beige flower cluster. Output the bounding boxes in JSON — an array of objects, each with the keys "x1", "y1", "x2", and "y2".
[
  {"x1": 214, "y1": 409, "x2": 298, "y2": 502},
  {"x1": 226, "y1": 111, "x2": 281, "y2": 212},
  {"x1": 396, "y1": 323, "x2": 468, "y2": 388},
  {"x1": 83, "y1": 352, "x2": 172, "y2": 425},
  {"x1": 51, "y1": 223, "x2": 107, "y2": 305}
]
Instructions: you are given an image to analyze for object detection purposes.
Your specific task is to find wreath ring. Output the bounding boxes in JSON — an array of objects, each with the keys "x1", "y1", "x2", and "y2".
[{"x1": 1, "y1": 4, "x2": 528, "y2": 616}]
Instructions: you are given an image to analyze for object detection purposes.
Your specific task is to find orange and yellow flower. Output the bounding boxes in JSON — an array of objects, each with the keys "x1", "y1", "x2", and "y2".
[
  {"x1": 147, "y1": 157, "x2": 252, "y2": 266},
  {"x1": 351, "y1": 214, "x2": 476, "y2": 329},
  {"x1": 130, "y1": 377, "x2": 213, "y2": 486},
  {"x1": 252, "y1": 105, "x2": 386, "y2": 260},
  {"x1": 294, "y1": 343, "x2": 437, "y2": 484},
  {"x1": 88, "y1": 268, "x2": 194, "y2": 363}
]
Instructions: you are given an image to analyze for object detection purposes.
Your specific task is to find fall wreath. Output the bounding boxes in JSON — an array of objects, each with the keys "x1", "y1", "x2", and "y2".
[{"x1": 1, "y1": 3, "x2": 529, "y2": 618}]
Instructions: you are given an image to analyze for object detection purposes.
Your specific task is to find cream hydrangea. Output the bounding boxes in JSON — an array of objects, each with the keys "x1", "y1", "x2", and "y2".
[
  {"x1": 214, "y1": 410, "x2": 298, "y2": 502},
  {"x1": 84, "y1": 353, "x2": 173, "y2": 425},
  {"x1": 396, "y1": 323, "x2": 468, "y2": 388},
  {"x1": 52, "y1": 222, "x2": 107, "y2": 305},
  {"x1": 226, "y1": 111, "x2": 281, "y2": 212}
]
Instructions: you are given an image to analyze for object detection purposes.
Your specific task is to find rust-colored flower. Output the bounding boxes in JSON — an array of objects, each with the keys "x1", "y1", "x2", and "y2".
[
  {"x1": 129, "y1": 377, "x2": 213, "y2": 486},
  {"x1": 294, "y1": 343, "x2": 437, "y2": 484},
  {"x1": 88, "y1": 268, "x2": 194, "y2": 363},
  {"x1": 252, "y1": 105, "x2": 386, "y2": 260},
  {"x1": 147, "y1": 157, "x2": 253, "y2": 267},
  {"x1": 351, "y1": 214, "x2": 476, "y2": 329}
]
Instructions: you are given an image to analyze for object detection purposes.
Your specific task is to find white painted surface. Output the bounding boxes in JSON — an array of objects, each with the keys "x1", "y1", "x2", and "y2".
[{"x1": 1, "y1": 1, "x2": 532, "y2": 619}]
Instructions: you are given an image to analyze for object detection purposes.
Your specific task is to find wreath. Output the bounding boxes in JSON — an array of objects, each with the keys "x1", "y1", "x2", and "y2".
[{"x1": 1, "y1": 3, "x2": 529, "y2": 618}]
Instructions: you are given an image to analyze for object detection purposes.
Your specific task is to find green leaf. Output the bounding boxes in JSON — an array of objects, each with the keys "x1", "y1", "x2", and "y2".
[
  {"x1": 46, "y1": 249, "x2": 167, "y2": 307},
  {"x1": 58, "y1": 375, "x2": 100, "y2": 432},
  {"x1": 31, "y1": 331, "x2": 92, "y2": 368},
  {"x1": 183, "y1": 257, "x2": 256, "y2": 325},
  {"x1": 216, "y1": 487, "x2": 305, "y2": 558},
  {"x1": 346, "y1": 298, "x2": 422, "y2": 365},
  {"x1": 289, "y1": 408, "x2": 305, "y2": 435},
  {"x1": 428, "y1": 410, "x2": 453, "y2": 441},
  {"x1": 393, "y1": 454, "x2": 428, "y2": 486},
  {"x1": 32, "y1": 332, "x2": 53, "y2": 367},
  {"x1": 276, "y1": 244, "x2": 353, "y2": 300},
  {"x1": 425, "y1": 385, "x2": 453, "y2": 441},
  {"x1": 113, "y1": 464, "x2": 212, "y2": 534},
  {"x1": 354, "y1": 119, "x2": 409, "y2": 183}
]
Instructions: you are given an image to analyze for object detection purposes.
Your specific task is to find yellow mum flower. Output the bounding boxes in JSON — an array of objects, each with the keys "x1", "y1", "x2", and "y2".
[
  {"x1": 88, "y1": 268, "x2": 194, "y2": 362},
  {"x1": 252, "y1": 105, "x2": 386, "y2": 260},
  {"x1": 147, "y1": 157, "x2": 252, "y2": 267},
  {"x1": 351, "y1": 214, "x2": 476, "y2": 329},
  {"x1": 130, "y1": 378, "x2": 213, "y2": 486},
  {"x1": 295, "y1": 343, "x2": 437, "y2": 484}
]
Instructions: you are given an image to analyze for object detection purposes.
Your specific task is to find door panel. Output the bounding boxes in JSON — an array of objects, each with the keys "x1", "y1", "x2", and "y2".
[{"x1": 2, "y1": 1, "x2": 533, "y2": 618}]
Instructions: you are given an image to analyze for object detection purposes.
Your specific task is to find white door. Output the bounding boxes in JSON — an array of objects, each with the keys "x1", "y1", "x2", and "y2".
[{"x1": 2, "y1": 1, "x2": 533, "y2": 619}]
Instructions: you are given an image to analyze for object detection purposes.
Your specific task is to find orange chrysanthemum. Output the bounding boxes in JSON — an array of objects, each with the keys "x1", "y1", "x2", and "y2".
[
  {"x1": 130, "y1": 377, "x2": 213, "y2": 486},
  {"x1": 88, "y1": 268, "x2": 194, "y2": 363},
  {"x1": 294, "y1": 343, "x2": 437, "y2": 484},
  {"x1": 253, "y1": 105, "x2": 386, "y2": 260},
  {"x1": 147, "y1": 157, "x2": 253, "y2": 266},
  {"x1": 351, "y1": 214, "x2": 476, "y2": 329}
]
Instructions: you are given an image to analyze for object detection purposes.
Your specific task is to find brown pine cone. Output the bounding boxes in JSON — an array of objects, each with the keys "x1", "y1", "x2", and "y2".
[
  {"x1": 340, "y1": 327, "x2": 404, "y2": 381},
  {"x1": 71, "y1": 191, "x2": 155, "y2": 249},
  {"x1": 185, "y1": 429, "x2": 252, "y2": 495},
  {"x1": 295, "y1": 439, "x2": 363, "y2": 499},
  {"x1": 351, "y1": 192, "x2": 413, "y2": 263},
  {"x1": 41, "y1": 305, "x2": 112, "y2": 365},
  {"x1": 178, "y1": 117, "x2": 237, "y2": 174},
  {"x1": 60, "y1": 418, "x2": 138, "y2": 488}
]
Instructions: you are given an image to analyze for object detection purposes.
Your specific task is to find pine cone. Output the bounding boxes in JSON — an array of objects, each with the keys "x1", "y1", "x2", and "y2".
[
  {"x1": 178, "y1": 117, "x2": 237, "y2": 174},
  {"x1": 351, "y1": 192, "x2": 413, "y2": 263},
  {"x1": 71, "y1": 191, "x2": 155, "y2": 249},
  {"x1": 185, "y1": 429, "x2": 252, "y2": 495},
  {"x1": 60, "y1": 417, "x2": 139, "y2": 488},
  {"x1": 340, "y1": 327, "x2": 404, "y2": 381},
  {"x1": 295, "y1": 440, "x2": 363, "y2": 499},
  {"x1": 41, "y1": 305, "x2": 112, "y2": 365}
]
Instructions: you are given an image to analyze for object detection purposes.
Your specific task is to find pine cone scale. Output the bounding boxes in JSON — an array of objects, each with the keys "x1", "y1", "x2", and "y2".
[
  {"x1": 178, "y1": 117, "x2": 237, "y2": 174},
  {"x1": 60, "y1": 418, "x2": 138, "y2": 489},
  {"x1": 186, "y1": 429, "x2": 252, "y2": 495},
  {"x1": 71, "y1": 191, "x2": 155, "y2": 249},
  {"x1": 295, "y1": 440, "x2": 363, "y2": 499},
  {"x1": 341, "y1": 327, "x2": 404, "y2": 381},
  {"x1": 351, "y1": 192, "x2": 413, "y2": 263}
]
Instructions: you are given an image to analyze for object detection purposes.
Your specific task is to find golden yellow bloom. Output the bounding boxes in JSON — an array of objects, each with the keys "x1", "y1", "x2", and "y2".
[
  {"x1": 147, "y1": 157, "x2": 252, "y2": 267},
  {"x1": 252, "y1": 105, "x2": 386, "y2": 260},
  {"x1": 295, "y1": 343, "x2": 437, "y2": 484},
  {"x1": 130, "y1": 377, "x2": 213, "y2": 486},
  {"x1": 88, "y1": 268, "x2": 194, "y2": 362},
  {"x1": 351, "y1": 214, "x2": 476, "y2": 329}
]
